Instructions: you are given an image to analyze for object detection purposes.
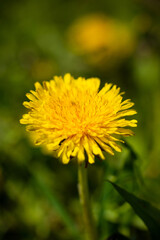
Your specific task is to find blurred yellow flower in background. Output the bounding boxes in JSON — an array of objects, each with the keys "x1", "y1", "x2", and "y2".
[
  {"x1": 67, "y1": 14, "x2": 136, "y2": 68},
  {"x1": 20, "y1": 74, "x2": 137, "y2": 164}
]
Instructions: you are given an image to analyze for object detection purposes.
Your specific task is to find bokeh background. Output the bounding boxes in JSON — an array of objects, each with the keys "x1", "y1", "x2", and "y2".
[{"x1": 0, "y1": 0, "x2": 160, "y2": 239}]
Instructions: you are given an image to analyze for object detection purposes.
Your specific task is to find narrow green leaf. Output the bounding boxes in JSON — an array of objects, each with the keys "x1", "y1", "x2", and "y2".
[{"x1": 109, "y1": 181, "x2": 160, "y2": 240}]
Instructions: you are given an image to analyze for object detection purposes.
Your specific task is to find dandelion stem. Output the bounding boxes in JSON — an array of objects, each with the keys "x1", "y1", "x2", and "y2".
[{"x1": 78, "y1": 162, "x2": 98, "y2": 240}]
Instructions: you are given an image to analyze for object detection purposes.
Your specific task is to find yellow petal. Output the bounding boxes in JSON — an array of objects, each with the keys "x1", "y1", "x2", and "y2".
[
  {"x1": 62, "y1": 149, "x2": 70, "y2": 164},
  {"x1": 89, "y1": 137, "x2": 105, "y2": 160},
  {"x1": 77, "y1": 145, "x2": 85, "y2": 162}
]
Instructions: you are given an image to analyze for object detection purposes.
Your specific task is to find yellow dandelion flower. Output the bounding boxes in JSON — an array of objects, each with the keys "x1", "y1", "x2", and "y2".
[
  {"x1": 20, "y1": 73, "x2": 137, "y2": 164},
  {"x1": 67, "y1": 14, "x2": 136, "y2": 68}
]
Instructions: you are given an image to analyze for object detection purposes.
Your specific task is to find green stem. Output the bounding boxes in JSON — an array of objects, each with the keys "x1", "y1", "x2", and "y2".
[{"x1": 78, "y1": 162, "x2": 98, "y2": 240}]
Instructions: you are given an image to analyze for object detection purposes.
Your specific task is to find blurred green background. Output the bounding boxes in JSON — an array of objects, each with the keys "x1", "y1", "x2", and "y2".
[{"x1": 0, "y1": 0, "x2": 160, "y2": 239}]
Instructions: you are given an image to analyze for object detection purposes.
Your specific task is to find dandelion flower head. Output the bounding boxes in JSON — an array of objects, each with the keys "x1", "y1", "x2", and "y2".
[
  {"x1": 20, "y1": 74, "x2": 137, "y2": 164},
  {"x1": 68, "y1": 14, "x2": 136, "y2": 60}
]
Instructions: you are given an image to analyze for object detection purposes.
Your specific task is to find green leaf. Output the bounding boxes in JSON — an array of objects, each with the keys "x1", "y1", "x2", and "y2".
[{"x1": 109, "y1": 181, "x2": 160, "y2": 240}]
